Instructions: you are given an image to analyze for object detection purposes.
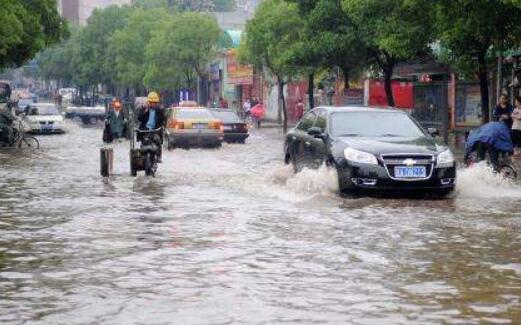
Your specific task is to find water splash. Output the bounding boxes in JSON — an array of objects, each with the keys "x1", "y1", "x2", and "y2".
[
  {"x1": 456, "y1": 162, "x2": 521, "y2": 198},
  {"x1": 265, "y1": 164, "x2": 339, "y2": 201}
]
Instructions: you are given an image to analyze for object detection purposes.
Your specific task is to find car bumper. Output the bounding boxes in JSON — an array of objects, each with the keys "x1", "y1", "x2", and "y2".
[
  {"x1": 337, "y1": 160, "x2": 456, "y2": 193},
  {"x1": 168, "y1": 130, "x2": 223, "y2": 147},
  {"x1": 223, "y1": 132, "x2": 249, "y2": 142}
]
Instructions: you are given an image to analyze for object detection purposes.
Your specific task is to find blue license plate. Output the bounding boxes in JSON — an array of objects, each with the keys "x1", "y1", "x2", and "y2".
[
  {"x1": 394, "y1": 166, "x2": 426, "y2": 178},
  {"x1": 41, "y1": 125, "x2": 53, "y2": 131}
]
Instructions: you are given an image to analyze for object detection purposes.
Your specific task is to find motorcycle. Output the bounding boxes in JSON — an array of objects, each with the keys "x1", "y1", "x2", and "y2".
[{"x1": 130, "y1": 127, "x2": 163, "y2": 177}]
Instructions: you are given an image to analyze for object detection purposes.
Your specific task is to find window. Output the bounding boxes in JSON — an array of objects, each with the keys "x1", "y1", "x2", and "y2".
[
  {"x1": 297, "y1": 111, "x2": 317, "y2": 131},
  {"x1": 330, "y1": 111, "x2": 425, "y2": 138},
  {"x1": 315, "y1": 109, "x2": 327, "y2": 131}
]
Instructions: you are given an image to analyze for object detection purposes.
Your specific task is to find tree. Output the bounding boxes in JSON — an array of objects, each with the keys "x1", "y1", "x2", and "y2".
[
  {"x1": 435, "y1": 0, "x2": 521, "y2": 123},
  {"x1": 342, "y1": 0, "x2": 434, "y2": 106},
  {"x1": 240, "y1": 0, "x2": 303, "y2": 133},
  {"x1": 108, "y1": 8, "x2": 171, "y2": 94},
  {"x1": 0, "y1": 0, "x2": 67, "y2": 69},
  {"x1": 145, "y1": 12, "x2": 221, "y2": 102},
  {"x1": 290, "y1": 0, "x2": 367, "y2": 109},
  {"x1": 75, "y1": 5, "x2": 131, "y2": 94}
]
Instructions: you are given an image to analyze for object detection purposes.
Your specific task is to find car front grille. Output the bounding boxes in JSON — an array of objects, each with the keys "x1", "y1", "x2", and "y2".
[{"x1": 381, "y1": 154, "x2": 434, "y2": 181}]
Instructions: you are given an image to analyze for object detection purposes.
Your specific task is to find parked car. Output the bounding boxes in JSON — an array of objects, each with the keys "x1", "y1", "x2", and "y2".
[
  {"x1": 15, "y1": 98, "x2": 35, "y2": 115},
  {"x1": 284, "y1": 106, "x2": 456, "y2": 195},
  {"x1": 166, "y1": 107, "x2": 224, "y2": 149},
  {"x1": 72, "y1": 105, "x2": 106, "y2": 125},
  {"x1": 24, "y1": 103, "x2": 65, "y2": 134},
  {"x1": 209, "y1": 108, "x2": 249, "y2": 143}
]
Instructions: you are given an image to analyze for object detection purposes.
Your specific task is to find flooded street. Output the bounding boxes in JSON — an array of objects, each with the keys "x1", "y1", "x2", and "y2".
[{"x1": 1, "y1": 121, "x2": 521, "y2": 325}]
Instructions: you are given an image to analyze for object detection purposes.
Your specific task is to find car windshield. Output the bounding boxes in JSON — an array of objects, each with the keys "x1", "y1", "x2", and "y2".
[
  {"x1": 36, "y1": 106, "x2": 60, "y2": 115},
  {"x1": 18, "y1": 99, "x2": 33, "y2": 107},
  {"x1": 176, "y1": 109, "x2": 212, "y2": 119},
  {"x1": 330, "y1": 111, "x2": 425, "y2": 138},
  {"x1": 210, "y1": 111, "x2": 241, "y2": 122}
]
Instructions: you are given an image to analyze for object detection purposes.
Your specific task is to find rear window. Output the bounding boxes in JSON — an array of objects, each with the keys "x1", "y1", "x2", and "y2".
[
  {"x1": 210, "y1": 110, "x2": 241, "y2": 122},
  {"x1": 176, "y1": 109, "x2": 213, "y2": 119},
  {"x1": 31, "y1": 105, "x2": 59, "y2": 116}
]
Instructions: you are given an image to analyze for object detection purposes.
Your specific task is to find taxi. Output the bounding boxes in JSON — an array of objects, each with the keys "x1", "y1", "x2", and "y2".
[{"x1": 165, "y1": 103, "x2": 224, "y2": 149}]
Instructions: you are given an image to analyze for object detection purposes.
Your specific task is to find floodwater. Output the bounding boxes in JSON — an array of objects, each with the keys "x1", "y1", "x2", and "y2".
[{"x1": 0, "y1": 121, "x2": 520, "y2": 325}]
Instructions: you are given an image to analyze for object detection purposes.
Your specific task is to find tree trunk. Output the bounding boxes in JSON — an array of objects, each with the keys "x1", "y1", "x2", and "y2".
[
  {"x1": 278, "y1": 76, "x2": 288, "y2": 134},
  {"x1": 308, "y1": 73, "x2": 314, "y2": 110},
  {"x1": 383, "y1": 65, "x2": 395, "y2": 107},
  {"x1": 478, "y1": 52, "x2": 490, "y2": 123},
  {"x1": 341, "y1": 66, "x2": 350, "y2": 91}
]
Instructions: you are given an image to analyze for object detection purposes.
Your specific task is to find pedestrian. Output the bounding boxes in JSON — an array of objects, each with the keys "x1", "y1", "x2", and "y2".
[
  {"x1": 295, "y1": 98, "x2": 305, "y2": 121},
  {"x1": 242, "y1": 99, "x2": 251, "y2": 119},
  {"x1": 219, "y1": 97, "x2": 229, "y2": 108},
  {"x1": 104, "y1": 101, "x2": 127, "y2": 142},
  {"x1": 493, "y1": 94, "x2": 514, "y2": 129},
  {"x1": 250, "y1": 101, "x2": 266, "y2": 128},
  {"x1": 511, "y1": 96, "x2": 521, "y2": 155}
]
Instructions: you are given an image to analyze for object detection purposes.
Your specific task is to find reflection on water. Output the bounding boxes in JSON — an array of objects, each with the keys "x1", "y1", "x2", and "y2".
[{"x1": 0, "y1": 122, "x2": 520, "y2": 324}]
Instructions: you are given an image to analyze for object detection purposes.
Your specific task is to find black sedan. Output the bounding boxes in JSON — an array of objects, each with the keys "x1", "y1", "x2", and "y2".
[
  {"x1": 209, "y1": 109, "x2": 249, "y2": 143},
  {"x1": 284, "y1": 107, "x2": 456, "y2": 195}
]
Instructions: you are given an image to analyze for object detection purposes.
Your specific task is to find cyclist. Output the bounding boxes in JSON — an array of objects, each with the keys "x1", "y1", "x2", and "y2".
[
  {"x1": 465, "y1": 121, "x2": 514, "y2": 170},
  {"x1": 0, "y1": 104, "x2": 15, "y2": 145}
]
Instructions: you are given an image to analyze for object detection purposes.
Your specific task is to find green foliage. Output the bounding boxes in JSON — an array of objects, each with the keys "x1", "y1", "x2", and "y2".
[
  {"x1": 0, "y1": 0, "x2": 67, "y2": 69},
  {"x1": 108, "y1": 8, "x2": 171, "y2": 88},
  {"x1": 240, "y1": 0, "x2": 302, "y2": 78},
  {"x1": 342, "y1": 0, "x2": 434, "y2": 105},
  {"x1": 343, "y1": 0, "x2": 434, "y2": 64},
  {"x1": 435, "y1": 0, "x2": 521, "y2": 68},
  {"x1": 145, "y1": 12, "x2": 221, "y2": 89}
]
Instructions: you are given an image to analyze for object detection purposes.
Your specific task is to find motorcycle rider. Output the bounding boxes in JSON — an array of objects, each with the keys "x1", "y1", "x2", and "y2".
[{"x1": 137, "y1": 91, "x2": 166, "y2": 162}]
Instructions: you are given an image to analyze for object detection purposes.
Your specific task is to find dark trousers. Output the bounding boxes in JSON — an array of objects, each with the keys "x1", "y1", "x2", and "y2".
[{"x1": 476, "y1": 142, "x2": 499, "y2": 168}]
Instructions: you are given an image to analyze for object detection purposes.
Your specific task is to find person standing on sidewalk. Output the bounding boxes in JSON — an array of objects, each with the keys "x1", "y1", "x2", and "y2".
[
  {"x1": 511, "y1": 96, "x2": 521, "y2": 155},
  {"x1": 493, "y1": 94, "x2": 514, "y2": 129}
]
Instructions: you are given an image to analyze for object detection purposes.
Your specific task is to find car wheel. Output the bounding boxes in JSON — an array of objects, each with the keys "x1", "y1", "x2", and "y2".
[{"x1": 336, "y1": 166, "x2": 352, "y2": 194}]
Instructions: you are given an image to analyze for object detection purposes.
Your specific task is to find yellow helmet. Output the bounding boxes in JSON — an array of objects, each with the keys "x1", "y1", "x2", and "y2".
[{"x1": 147, "y1": 91, "x2": 160, "y2": 104}]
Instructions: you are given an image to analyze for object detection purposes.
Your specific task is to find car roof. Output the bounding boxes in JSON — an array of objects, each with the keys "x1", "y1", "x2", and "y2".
[
  {"x1": 317, "y1": 106, "x2": 405, "y2": 114},
  {"x1": 35, "y1": 103, "x2": 57, "y2": 107}
]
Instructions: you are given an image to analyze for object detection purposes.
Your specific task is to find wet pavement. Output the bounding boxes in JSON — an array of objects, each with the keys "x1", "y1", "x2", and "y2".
[{"x1": 0, "y1": 120, "x2": 521, "y2": 325}]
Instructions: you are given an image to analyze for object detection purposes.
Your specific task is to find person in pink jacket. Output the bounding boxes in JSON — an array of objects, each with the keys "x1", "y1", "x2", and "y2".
[{"x1": 250, "y1": 101, "x2": 266, "y2": 128}]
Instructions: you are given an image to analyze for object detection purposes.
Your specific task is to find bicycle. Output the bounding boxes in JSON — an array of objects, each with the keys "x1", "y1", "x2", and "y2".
[
  {"x1": 465, "y1": 145, "x2": 517, "y2": 180},
  {"x1": 0, "y1": 121, "x2": 39, "y2": 149}
]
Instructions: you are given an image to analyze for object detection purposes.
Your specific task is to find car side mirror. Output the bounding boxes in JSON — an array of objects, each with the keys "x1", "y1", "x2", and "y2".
[
  {"x1": 427, "y1": 127, "x2": 439, "y2": 137},
  {"x1": 308, "y1": 126, "x2": 326, "y2": 140}
]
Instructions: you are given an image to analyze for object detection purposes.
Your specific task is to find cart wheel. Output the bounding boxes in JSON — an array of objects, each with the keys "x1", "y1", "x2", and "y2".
[{"x1": 144, "y1": 152, "x2": 154, "y2": 177}]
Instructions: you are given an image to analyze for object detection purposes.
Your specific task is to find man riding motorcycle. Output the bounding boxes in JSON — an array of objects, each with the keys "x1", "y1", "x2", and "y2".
[{"x1": 137, "y1": 91, "x2": 166, "y2": 162}]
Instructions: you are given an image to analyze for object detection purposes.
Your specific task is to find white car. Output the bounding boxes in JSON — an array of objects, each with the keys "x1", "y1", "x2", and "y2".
[{"x1": 24, "y1": 103, "x2": 66, "y2": 134}]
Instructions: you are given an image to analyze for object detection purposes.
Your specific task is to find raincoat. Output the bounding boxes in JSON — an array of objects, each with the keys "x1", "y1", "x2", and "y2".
[
  {"x1": 106, "y1": 109, "x2": 126, "y2": 138},
  {"x1": 250, "y1": 103, "x2": 265, "y2": 120},
  {"x1": 465, "y1": 122, "x2": 514, "y2": 155}
]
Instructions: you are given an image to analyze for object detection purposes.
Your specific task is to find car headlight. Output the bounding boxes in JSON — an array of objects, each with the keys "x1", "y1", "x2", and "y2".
[
  {"x1": 344, "y1": 147, "x2": 378, "y2": 165},
  {"x1": 437, "y1": 149, "x2": 455, "y2": 167}
]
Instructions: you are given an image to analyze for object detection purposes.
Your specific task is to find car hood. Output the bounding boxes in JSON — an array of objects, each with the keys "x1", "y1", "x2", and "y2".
[
  {"x1": 26, "y1": 115, "x2": 64, "y2": 123},
  {"x1": 335, "y1": 136, "x2": 439, "y2": 155}
]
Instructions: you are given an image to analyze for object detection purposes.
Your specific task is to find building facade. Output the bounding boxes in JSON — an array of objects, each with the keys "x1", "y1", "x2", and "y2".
[{"x1": 58, "y1": 0, "x2": 131, "y2": 25}]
